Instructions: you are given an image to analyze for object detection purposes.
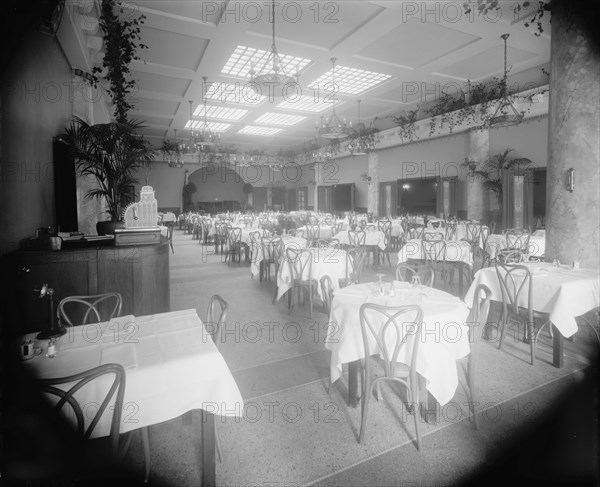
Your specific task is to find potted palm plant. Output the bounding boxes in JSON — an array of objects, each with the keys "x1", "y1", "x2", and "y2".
[{"x1": 60, "y1": 117, "x2": 155, "y2": 234}]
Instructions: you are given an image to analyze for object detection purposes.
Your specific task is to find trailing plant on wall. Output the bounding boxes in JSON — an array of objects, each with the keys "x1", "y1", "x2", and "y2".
[
  {"x1": 393, "y1": 109, "x2": 418, "y2": 142},
  {"x1": 463, "y1": 1, "x2": 551, "y2": 37},
  {"x1": 462, "y1": 148, "x2": 533, "y2": 205},
  {"x1": 91, "y1": 0, "x2": 148, "y2": 123}
]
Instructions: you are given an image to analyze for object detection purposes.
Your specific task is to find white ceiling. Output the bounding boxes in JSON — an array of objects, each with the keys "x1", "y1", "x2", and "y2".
[{"x1": 85, "y1": 1, "x2": 552, "y2": 151}]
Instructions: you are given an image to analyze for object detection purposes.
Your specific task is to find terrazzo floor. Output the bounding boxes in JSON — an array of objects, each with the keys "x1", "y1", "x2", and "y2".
[{"x1": 124, "y1": 228, "x2": 598, "y2": 487}]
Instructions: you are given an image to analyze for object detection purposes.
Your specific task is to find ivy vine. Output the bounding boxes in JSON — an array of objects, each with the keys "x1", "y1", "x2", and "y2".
[{"x1": 91, "y1": 0, "x2": 148, "y2": 123}]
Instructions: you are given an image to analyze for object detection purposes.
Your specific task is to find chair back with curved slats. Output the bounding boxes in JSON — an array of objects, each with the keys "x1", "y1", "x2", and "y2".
[
  {"x1": 345, "y1": 247, "x2": 367, "y2": 285},
  {"x1": 59, "y1": 293, "x2": 123, "y2": 327},
  {"x1": 494, "y1": 262, "x2": 533, "y2": 320},
  {"x1": 38, "y1": 363, "x2": 126, "y2": 453},
  {"x1": 423, "y1": 231, "x2": 444, "y2": 241},
  {"x1": 359, "y1": 304, "x2": 423, "y2": 379},
  {"x1": 407, "y1": 225, "x2": 424, "y2": 240},
  {"x1": 205, "y1": 295, "x2": 228, "y2": 347},
  {"x1": 307, "y1": 224, "x2": 320, "y2": 245},
  {"x1": 395, "y1": 264, "x2": 434, "y2": 287},
  {"x1": 285, "y1": 247, "x2": 313, "y2": 284},
  {"x1": 506, "y1": 229, "x2": 531, "y2": 252},
  {"x1": 348, "y1": 230, "x2": 366, "y2": 248},
  {"x1": 465, "y1": 223, "x2": 481, "y2": 244},
  {"x1": 377, "y1": 220, "x2": 392, "y2": 234},
  {"x1": 444, "y1": 222, "x2": 457, "y2": 240},
  {"x1": 358, "y1": 304, "x2": 423, "y2": 448},
  {"x1": 320, "y1": 275, "x2": 334, "y2": 315}
]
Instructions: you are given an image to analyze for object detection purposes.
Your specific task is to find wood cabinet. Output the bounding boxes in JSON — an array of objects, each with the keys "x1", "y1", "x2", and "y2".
[{"x1": 3, "y1": 242, "x2": 170, "y2": 337}]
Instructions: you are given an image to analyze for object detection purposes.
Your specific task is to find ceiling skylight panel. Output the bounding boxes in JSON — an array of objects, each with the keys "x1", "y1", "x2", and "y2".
[
  {"x1": 185, "y1": 120, "x2": 231, "y2": 132},
  {"x1": 276, "y1": 95, "x2": 342, "y2": 113},
  {"x1": 254, "y1": 112, "x2": 307, "y2": 126},
  {"x1": 308, "y1": 66, "x2": 392, "y2": 95},
  {"x1": 192, "y1": 104, "x2": 248, "y2": 121},
  {"x1": 205, "y1": 83, "x2": 266, "y2": 105},
  {"x1": 238, "y1": 126, "x2": 284, "y2": 136},
  {"x1": 221, "y1": 45, "x2": 311, "y2": 79}
]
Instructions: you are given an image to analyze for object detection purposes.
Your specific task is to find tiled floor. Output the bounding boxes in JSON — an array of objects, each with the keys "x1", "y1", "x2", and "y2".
[{"x1": 131, "y1": 228, "x2": 599, "y2": 487}]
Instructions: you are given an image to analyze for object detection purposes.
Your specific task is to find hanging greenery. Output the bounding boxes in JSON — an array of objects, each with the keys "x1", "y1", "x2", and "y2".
[
  {"x1": 463, "y1": 1, "x2": 551, "y2": 37},
  {"x1": 461, "y1": 148, "x2": 533, "y2": 205},
  {"x1": 393, "y1": 109, "x2": 419, "y2": 142},
  {"x1": 91, "y1": 0, "x2": 148, "y2": 123}
]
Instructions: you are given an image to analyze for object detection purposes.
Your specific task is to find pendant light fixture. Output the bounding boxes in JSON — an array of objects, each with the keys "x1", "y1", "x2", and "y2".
[
  {"x1": 488, "y1": 34, "x2": 524, "y2": 128},
  {"x1": 249, "y1": 0, "x2": 300, "y2": 98},
  {"x1": 347, "y1": 99, "x2": 376, "y2": 155},
  {"x1": 317, "y1": 57, "x2": 351, "y2": 139}
]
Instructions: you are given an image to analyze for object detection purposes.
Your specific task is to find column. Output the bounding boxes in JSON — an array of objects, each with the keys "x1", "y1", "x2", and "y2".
[
  {"x1": 466, "y1": 128, "x2": 490, "y2": 221},
  {"x1": 312, "y1": 162, "x2": 320, "y2": 211},
  {"x1": 367, "y1": 152, "x2": 380, "y2": 216},
  {"x1": 546, "y1": 1, "x2": 600, "y2": 268}
]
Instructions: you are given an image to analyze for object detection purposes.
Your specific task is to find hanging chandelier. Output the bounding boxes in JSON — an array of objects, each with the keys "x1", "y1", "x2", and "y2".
[
  {"x1": 161, "y1": 129, "x2": 184, "y2": 167},
  {"x1": 249, "y1": 0, "x2": 299, "y2": 98},
  {"x1": 188, "y1": 78, "x2": 221, "y2": 150},
  {"x1": 488, "y1": 34, "x2": 524, "y2": 128},
  {"x1": 316, "y1": 58, "x2": 352, "y2": 139},
  {"x1": 346, "y1": 99, "x2": 376, "y2": 155}
]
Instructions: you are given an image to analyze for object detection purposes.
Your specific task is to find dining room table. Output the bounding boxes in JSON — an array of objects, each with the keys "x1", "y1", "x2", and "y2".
[
  {"x1": 326, "y1": 281, "x2": 471, "y2": 423},
  {"x1": 19, "y1": 309, "x2": 244, "y2": 486},
  {"x1": 249, "y1": 235, "x2": 308, "y2": 278},
  {"x1": 333, "y1": 229, "x2": 387, "y2": 265},
  {"x1": 481, "y1": 233, "x2": 546, "y2": 260},
  {"x1": 398, "y1": 238, "x2": 474, "y2": 295},
  {"x1": 464, "y1": 262, "x2": 600, "y2": 368},
  {"x1": 276, "y1": 245, "x2": 350, "y2": 301}
]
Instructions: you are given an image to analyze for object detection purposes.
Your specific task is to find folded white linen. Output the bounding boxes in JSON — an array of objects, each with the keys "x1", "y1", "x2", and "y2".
[{"x1": 101, "y1": 343, "x2": 137, "y2": 369}]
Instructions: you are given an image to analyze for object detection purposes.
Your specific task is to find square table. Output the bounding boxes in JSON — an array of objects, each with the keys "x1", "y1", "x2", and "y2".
[
  {"x1": 21, "y1": 309, "x2": 243, "y2": 486},
  {"x1": 464, "y1": 263, "x2": 600, "y2": 367},
  {"x1": 326, "y1": 282, "x2": 471, "y2": 422}
]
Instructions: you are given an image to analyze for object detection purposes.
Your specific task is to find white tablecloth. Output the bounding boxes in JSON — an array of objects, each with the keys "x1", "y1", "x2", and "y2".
[
  {"x1": 398, "y1": 239, "x2": 473, "y2": 266},
  {"x1": 297, "y1": 225, "x2": 335, "y2": 240},
  {"x1": 277, "y1": 247, "x2": 350, "y2": 300},
  {"x1": 22, "y1": 309, "x2": 244, "y2": 436},
  {"x1": 333, "y1": 230, "x2": 387, "y2": 250},
  {"x1": 326, "y1": 282, "x2": 470, "y2": 405},
  {"x1": 482, "y1": 234, "x2": 546, "y2": 259},
  {"x1": 464, "y1": 263, "x2": 600, "y2": 337}
]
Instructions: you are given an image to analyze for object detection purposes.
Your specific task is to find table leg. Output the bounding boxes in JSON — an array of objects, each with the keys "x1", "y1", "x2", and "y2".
[
  {"x1": 201, "y1": 410, "x2": 216, "y2": 487},
  {"x1": 418, "y1": 376, "x2": 439, "y2": 424},
  {"x1": 552, "y1": 324, "x2": 564, "y2": 368},
  {"x1": 348, "y1": 361, "x2": 359, "y2": 408}
]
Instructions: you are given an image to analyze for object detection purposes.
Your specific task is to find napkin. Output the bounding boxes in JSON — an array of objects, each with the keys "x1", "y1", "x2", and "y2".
[{"x1": 101, "y1": 343, "x2": 137, "y2": 369}]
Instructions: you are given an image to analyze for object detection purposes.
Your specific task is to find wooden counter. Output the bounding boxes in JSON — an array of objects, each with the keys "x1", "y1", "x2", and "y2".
[{"x1": 3, "y1": 242, "x2": 170, "y2": 336}]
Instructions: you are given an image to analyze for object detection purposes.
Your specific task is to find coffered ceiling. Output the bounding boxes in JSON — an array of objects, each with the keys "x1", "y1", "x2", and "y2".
[{"x1": 63, "y1": 0, "x2": 551, "y2": 152}]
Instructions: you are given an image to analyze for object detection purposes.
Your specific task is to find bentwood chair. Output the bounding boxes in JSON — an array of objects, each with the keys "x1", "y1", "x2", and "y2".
[
  {"x1": 285, "y1": 248, "x2": 318, "y2": 319},
  {"x1": 421, "y1": 239, "x2": 449, "y2": 289},
  {"x1": 458, "y1": 284, "x2": 492, "y2": 429},
  {"x1": 58, "y1": 293, "x2": 123, "y2": 327},
  {"x1": 13, "y1": 364, "x2": 127, "y2": 483},
  {"x1": 224, "y1": 227, "x2": 247, "y2": 264},
  {"x1": 395, "y1": 264, "x2": 434, "y2": 287},
  {"x1": 498, "y1": 228, "x2": 531, "y2": 263},
  {"x1": 320, "y1": 275, "x2": 334, "y2": 316},
  {"x1": 341, "y1": 247, "x2": 368, "y2": 287},
  {"x1": 407, "y1": 225, "x2": 424, "y2": 240},
  {"x1": 204, "y1": 295, "x2": 228, "y2": 462},
  {"x1": 306, "y1": 224, "x2": 320, "y2": 247},
  {"x1": 494, "y1": 262, "x2": 551, "y2": 365},
  {"x1": 358, "y1": 304, "x2": 423, "y2": 450},
  {"x1": 348, "y1": 230, "x2": 366, "y2": 249},
  {"x1": 444, "y1": 221, "x2": 457, "y2": 240}
]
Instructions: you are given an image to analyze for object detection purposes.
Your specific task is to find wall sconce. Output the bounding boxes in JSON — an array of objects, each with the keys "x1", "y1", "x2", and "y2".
[{"x1": 566, "y1": 168, "x2": 575, "y2": 192}]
